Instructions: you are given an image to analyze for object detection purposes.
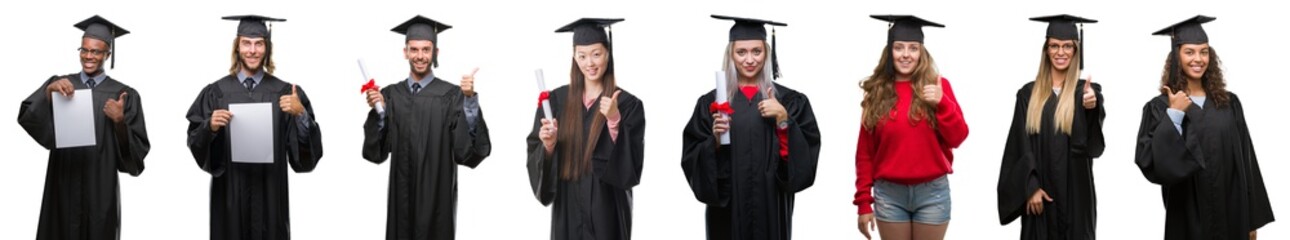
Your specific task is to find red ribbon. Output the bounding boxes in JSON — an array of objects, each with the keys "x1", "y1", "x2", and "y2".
[
  {"x1": 710, "y1": 102, "x2": 733, "y2": 114},
  {"x1": 538, "y1": 91, "x2": 551, "y2": 107},
  {"x1": 360, "y1": 79, "x2": 379, "y2": 93}
]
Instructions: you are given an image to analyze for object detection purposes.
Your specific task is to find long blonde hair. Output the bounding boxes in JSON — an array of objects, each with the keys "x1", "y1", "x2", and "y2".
[
  {"x1": 721, "y1": 41, "x2": 776, "y2": 101},
  {"x1": 1026, "y1": 41, "x2": 1080, "y2": 135},
  {"x1": 859, "y1": 44, "x2": 940, "y2": 130}
]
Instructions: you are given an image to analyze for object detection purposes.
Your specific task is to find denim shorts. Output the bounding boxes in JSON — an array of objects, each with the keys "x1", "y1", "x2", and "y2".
[{"x1": 872, "y1": 175, "x2": 951, "y2": 225}]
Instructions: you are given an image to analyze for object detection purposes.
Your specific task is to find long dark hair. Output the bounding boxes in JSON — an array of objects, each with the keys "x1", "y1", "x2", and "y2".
[
  {"x1": 228, "y1": 36, "x2": 275, "y2": 75},
  {"x1": 1160, "y1": 46, "x2": 1228, "y2": 107},
  {"x1": 559, "y1": 42, "x2": 616, "y2": 180}
]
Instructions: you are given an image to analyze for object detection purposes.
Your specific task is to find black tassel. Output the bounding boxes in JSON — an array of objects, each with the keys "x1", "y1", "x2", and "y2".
[
  {"x1": 110, "y1": 28, "x2": 116, "y2": 69},
  {"x1": 1078, "y1": 23, "x2": 1084, "y2": 70},
  {"x1": 771, "y1": 27, "x2": 781, "y2": 80}
]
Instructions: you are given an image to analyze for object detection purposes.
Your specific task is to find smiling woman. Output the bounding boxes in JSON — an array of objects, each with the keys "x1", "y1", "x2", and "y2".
[{"x1": 997, "y1": 14, "x2": 1105, "y2": 240}]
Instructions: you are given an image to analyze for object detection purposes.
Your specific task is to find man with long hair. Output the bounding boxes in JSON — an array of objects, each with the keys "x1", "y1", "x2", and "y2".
[{"x1": 185, "y1": 15, "x2": 323, "y2": 240}]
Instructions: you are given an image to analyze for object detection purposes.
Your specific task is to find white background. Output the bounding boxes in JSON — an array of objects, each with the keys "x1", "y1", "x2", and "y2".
[{"x1": 1, "y1": 0, "x2": 1284, "y2": 239}]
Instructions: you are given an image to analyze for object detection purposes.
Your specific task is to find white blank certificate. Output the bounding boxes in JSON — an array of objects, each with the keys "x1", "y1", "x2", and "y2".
[
  {"x1": 229, "y1": 103, "x2": 274, "y2": 164},
  {"x1": 53, "y1": 89, "x2": 96, "y2": 148}
]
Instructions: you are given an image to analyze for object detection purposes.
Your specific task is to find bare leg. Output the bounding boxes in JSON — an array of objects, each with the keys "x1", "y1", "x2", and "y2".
[
  {"x1": 877, "y1": 221, "x2": 912, "y2": 240},
  {"x1": 911, "y1": 222, "x2": 949, "y2": 240}
]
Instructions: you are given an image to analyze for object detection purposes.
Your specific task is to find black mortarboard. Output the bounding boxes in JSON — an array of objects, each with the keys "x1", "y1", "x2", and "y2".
[
  {"x1": 222, "y1": 15, "x2": 286, "y2": 39},
  {"x1": 1153, "y1": 15, "x2": 1215, "y2": 46},
  {"x1": 712, "y1": 15, "x2": 787, "y2": 79},
  {"x1": 555, "y1": 18, "x2": 623, "y2": 46},
  {"x1": 1030, "y1": 14, "x2": 1096, "y2": 40},
  {"x1": 1031, "y1": 14, "x2": 1097, "y2": 69},
  {"x1": 392, "y1": 15, "x2": 452, "y2": 43},
  {"x1": 74, "y1": 15, "x2": 129, "y2": 69},
  {"x1": 871, "y1": 15, "x2": 944, "y2": 44}
]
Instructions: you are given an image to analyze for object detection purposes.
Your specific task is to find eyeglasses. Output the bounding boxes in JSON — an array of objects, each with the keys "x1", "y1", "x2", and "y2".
[
  {"x1": 1047, "y1": 44, "x2": 1076, "y2": 52},
  {"x1": 77, "y1": 47, "x2": 110, "y2": 57}
]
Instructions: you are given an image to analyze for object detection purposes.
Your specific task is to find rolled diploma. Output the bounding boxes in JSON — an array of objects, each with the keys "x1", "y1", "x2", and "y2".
[
  {"x1": 358, "y1": 59, "x2": 385, "y2": 114},
  {"x1": 536, "y1": 69, "x2": 554, "y2": 120},
  {"x1": 715, "y1": 71, "x2": 730, "y2": 145}
]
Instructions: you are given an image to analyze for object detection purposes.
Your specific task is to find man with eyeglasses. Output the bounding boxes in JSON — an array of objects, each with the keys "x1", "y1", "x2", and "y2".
[
  {"x1": 18, "y1": 15, "x2": 151, "y2": 240},
  {"x1": 184, "y1": 15, "x2": 324, "y2": 239}
]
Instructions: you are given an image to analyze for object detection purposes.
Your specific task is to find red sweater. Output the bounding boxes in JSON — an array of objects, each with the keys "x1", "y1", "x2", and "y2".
[{"x1": 853, "y1": 77, "x2": 968, "y2": 214}]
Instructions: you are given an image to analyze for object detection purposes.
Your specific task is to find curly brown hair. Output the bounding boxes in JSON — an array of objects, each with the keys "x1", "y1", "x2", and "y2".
[
  {"x1": 1160, "y1": 46, "x2": 1227, "y2": 107},
  {"x1": 859, "y1": 44, "x2": 940, "y2": 130}
]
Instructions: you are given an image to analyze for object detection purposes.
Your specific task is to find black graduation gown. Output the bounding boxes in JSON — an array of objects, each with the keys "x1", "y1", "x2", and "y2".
[
  {"x1": 362, "y1": 78, "x2": 492, "y2": 240},
  {"x1": 526, "y1": 86, "x2": 646, "y2": 240},
  {"x1": 185, "y1": 75, "x2": 323, "y2": 240},
  {"x1": 681, "y1": 83, "x2": 820, "y2": 240},
  {"x1": 997, "y1": 81, "x2": 1105, "y2": 240},
  {"x1": 1134, "y1": 92, "x2": 1274, "y2": 240},
  {"x1": 19, "y1": 74, "x2": 149, "y2": 240}
]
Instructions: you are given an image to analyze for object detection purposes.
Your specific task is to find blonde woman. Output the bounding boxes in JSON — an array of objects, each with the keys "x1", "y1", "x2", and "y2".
[
  {"x1": 997, "y1": 14, "x2": 1104, "y2": 240},
  {"x1": 682, "y1": 15, "x2": 820, "y2": 240}
]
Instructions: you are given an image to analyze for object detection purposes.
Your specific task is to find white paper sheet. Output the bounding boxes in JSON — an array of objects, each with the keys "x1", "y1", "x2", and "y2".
[
  {"x1": 53, "y1": 89, "x2": 96, "y2": 148},
  {"x1": 536, "y1": 69, "x2": 553, "y2": 120},
  {"x1": 229, "y1": 103, "x2": 274, "y2": 163}
]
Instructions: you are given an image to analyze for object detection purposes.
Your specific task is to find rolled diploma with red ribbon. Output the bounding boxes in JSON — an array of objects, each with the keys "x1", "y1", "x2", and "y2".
[
  {"x1": 715, "y1": 71, "x2": 730, "y2": 145},
  {"x1": 358, "y1": 59, "x2": 384, "y2": 114},
  {"x1": 536, "y1": 69, "x2": 553, "y2": 120}
]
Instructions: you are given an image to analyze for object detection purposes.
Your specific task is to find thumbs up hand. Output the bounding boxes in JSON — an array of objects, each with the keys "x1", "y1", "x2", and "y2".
[
  {"x1": 922, "y1": 79, "x2": 943, "y2": 105},
  {"x1": 1082, "y1": 76, "x2": 1097, "y2": 109},
  {"x1": 600, "y1": 90, "x2": 622, "y2": 119},
  {"x1": 462, "y1": 67, "x2": 479, "y2": 97},
  {"x1": 280, "y1": 84, "x2": 305, "y2": 117},
  {"x1": 105, "y1": 91, "x2": 128, "y2": 124}
]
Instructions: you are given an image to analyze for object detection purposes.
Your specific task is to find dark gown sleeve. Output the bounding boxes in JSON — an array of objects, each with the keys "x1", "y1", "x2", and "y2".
[
  {"x1": 593, "y1": 92, "x2": 645, "y2": 190},
  {"x1": 681, "y1": 93, "x2": 731, "y2": 207},
  {"x1": 1231, "y1": 94, "x2": 1275, "y2": 230},
  {"x1": 998, "y1": 86, "x2": 1036, "y2": 225},
  {"x1": 1071, "y1": 81, "x2": 1106, "y2": 158},
  {"x1": 284, "y1": 85, "x2": 322, "y2": 172},
  {"x1": 1134, "y1": 96, "x2": 1205, "y2": 185},
  {"x1": 527, "y1": 92, "x2": 560, "y2": 206},
  {"x1": 18, "y1": 75, "x2": 65, "y2": 150},
  {"x1": 113, "y1": 87, "x2": 149, "y2": 176},
  {"x1": 775, "y1": 92, "x2": 820, "y2": 193},
  {"x1": 451, "y1": 91, "x2": 491, "y2": 168},
  {"x1": 186, "y1": 84, "x2": 228, "y2": 177},
  {"x1": 362, "y1": 87, "x2": 393, "y2": 164}
]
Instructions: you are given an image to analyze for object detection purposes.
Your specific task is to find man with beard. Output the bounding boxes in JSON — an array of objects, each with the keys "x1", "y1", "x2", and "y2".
[
  {"x1": 19, "y1": 15, "x2": 150, "y2": 240},
  {"x1": 185, "y1": 15, "x2": 324, "y2": 240},
  {"x1": 361, "y1": 15, "x2": 491, "y2": 239}
]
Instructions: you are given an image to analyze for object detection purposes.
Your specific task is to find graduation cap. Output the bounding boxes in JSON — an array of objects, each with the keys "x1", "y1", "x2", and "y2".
[
  {"x1": 1031, "y1": 14, "x2": 1097, "y2": 70},
  {"x1": 1153, "y1": 15, "x2": 1215, "y2": 47},
  {"x1": 74, "y1": 15, "x2": 129, "y2": 69},
  {"x1": 871, "y1": 15, "x2": 944, "y2": 44},
  {"x1": 555, "y1": 18, "x2": 623, "y2": 46},
  {"x1": 392, "y1": 15, "x2": 452, "y2": 43},
  {"x1": 712, "y1": 15, "x2": 787, "y2": 79},
  {"x1": 222, "y1": 15, "x2": 286, "y2": 39}
]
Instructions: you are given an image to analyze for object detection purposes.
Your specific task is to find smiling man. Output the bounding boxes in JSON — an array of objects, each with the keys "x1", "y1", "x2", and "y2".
[
  {"x1": 185, "y1": 15, "x2": 324, "y2": 240},
  {"x1": 18, "y1": 15, "x2": 150, "y2": 240},
  {"x1": 361, "y1": 15, "x2": 491, "y2": 239}
]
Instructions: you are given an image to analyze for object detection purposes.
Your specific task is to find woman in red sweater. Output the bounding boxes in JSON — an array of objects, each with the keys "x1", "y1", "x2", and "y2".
[{"x1": 854, "y1": 15, "x2": 968, "y2": 240}]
